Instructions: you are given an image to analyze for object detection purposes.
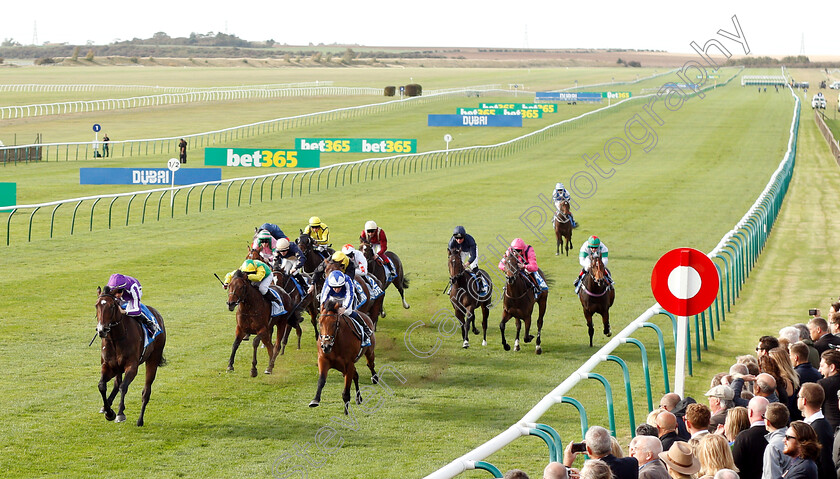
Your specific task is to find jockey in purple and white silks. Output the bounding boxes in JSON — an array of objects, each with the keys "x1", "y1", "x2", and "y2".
[
  {"x1": 575, "y1": 235, "x2": 613, "y2": 292},
  {"x1": 552, "y1": 182, "x2": 577, "y2": 228},
  {"x1": 320, "y1": 270, "x2": 372, "y2": 347},
  {"x1": 106, "y1": 274, "x2": 159, "y2": 333}
]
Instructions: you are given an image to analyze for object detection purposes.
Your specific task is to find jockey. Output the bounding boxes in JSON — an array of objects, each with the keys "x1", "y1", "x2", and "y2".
[
  {"x1": 307, "y1": 251, "x2": 357, "y2": 295},
  {"x1": 303, "y1": 216, "x2": 331, "y2": 253},
  {"x1": 360, "y1": 220, "x2": 396, "y2": 280},
  {"x1": 251, "y1": 229, "x2": 277, "y2": 265},
  {"x1": 497, "y1": 238, "x2": 548, "y2": 296},
  {"x1": 274, "y1": 237, "x2": 309, "y2": 290},
  {"x1": 341, "y1": 243, "x2": 368, "y2": 278},
  {"x1": 321, "y1": 270, "x2": 372, "y2": 347},
  {"x1": 257, "y1": 223, "x2": 288, "y2": 241},
  {"x1": 106, "y1": 274, "x2": 160, "y2": 334},
  {"x1": 223, "y1": 258, "x2": 286, "y2": 315},
  {"x1": 576, "y1": 235, "x2": 613, "y2": 292},
  {"x1": 552, "y1": 182, "x2": 578, "y2": 228},
  {"x1": 448, "y1": 226, "x2": 488, "y2": 295}
]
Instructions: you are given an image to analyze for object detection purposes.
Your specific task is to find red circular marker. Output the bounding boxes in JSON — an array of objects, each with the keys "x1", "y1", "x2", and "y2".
[{"x1": 651, "y1": 248, "x2": 719, "y2": 316}]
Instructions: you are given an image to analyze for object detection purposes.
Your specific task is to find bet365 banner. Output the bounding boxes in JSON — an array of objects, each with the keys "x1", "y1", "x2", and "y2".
[
  {"x1": 204, "y1": 148, "x2": 320, "y2": 168},
  {"x1": 0, "y1": 182, "x2": 16, "y2": 211},
  {"x1": 295, "y1": 138, "x2": 417, "y2": 154},
  {"x1": 457, "y1": 108, "x2": 543, "y2": 118},
  {"x1": 427, "y1": 114, "x2": 522, "y2": 127},
  {"x1": 80, "y1": 168, "x2": 222, "y2": 185},
  {"x1": 479, "y1": 103, "x2": 557, "y2": 113}
]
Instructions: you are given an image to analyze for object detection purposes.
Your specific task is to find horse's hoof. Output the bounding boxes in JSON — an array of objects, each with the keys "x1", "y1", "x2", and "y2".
[
  {"x1": 115, "y1": 414, "x2": 126, "y2": 423},
  {"x1": 536, "y1": 345, "x2": 543, "y2": 355},
  {"x1": 503, "y1": 343, "x2": 511, "y2": 351},
  {"x1": 514, "y1": 340, "x2": 520, "y2": 352},
  {"x1": 472, "y1": 326, "x2": 480, "y2": 335},
  {"x1": 264, "y1": 369, "x2": 272, "y2": 375},
  {"x1": 250, "y1": 369, "x2": 258, "y2": 378},
  {"x1": 524, "y1": 334, "x2": 534, "y2": 343},
  {"x1": 380, "y1": 311, "x2": 386, "y2": 318},
  {"x1": 371, "y1": 374, "x2": 379, "y2": 385},
  {"x1": 555, "y1": 252, "x2": 559, "y2": 256},
  {"x1": 356, "y1": 393, "x2": 363, "y2": 405},
  {"x1": 604, "y1": 328, "x2": 612, "y2": 337},
  {"x1": 104, "y1": 410, "x2": 116, "y2": 421},
  {"x1": 482, "y1": 340, "x2": 487, "y2": 347},
  {"x1": 226, "y1": 366, "x2": 234, "y2": 372},
  {"x1": 463, "y1": 340, "x2": 469, "y2": 349},
  {"x1": 136, "y1": 419, "x2": 144, "y2": 427},
  {"x1": 309, "y1": 400, "x2": 320, "y2": 408},
  {"x1": 99, "y1": 407, "x2": 105, "y2": 414}
]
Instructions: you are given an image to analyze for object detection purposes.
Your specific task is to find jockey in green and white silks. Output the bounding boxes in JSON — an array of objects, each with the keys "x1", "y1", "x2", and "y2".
[
  {"x1": 575, "y1": 235, "x2": 613, "y2": 292},
  {"x1": 552, "y1": 182, "x2": 577, "y2": 228}
]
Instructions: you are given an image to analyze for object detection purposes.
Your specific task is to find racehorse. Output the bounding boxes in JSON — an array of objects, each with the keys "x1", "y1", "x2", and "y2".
[
  {"x1": 359, "y1": 240, "x2": 410, "y2": 317},
  {"x1": 322, "y1": 260, "x2": 385, "y2": 331},
  {"x1": 296, "y1": 232, "x2": 334, "y2": 274},
  {"x1": 447, "y1": 247, "x2": 493, "y2": 348},
  {"x1": 309, "y1": 299, "x2": 379, "y2": 415},
  {"x1": 500, "y1": 253, "x2": 548, "y2": 354},
  {"x1": 554, "y1": 200, "x2": 573, "y2": 256},
  {"x1": 246, "y1": 247, "x2": 303, "y2": 351},
  {"x1": 272, "y1": 259, "x2": 317, "y2": 345},
  {"x1": 225, "y1": 269, "x2": 295, "y2": 376},
  {"x1": 247, "y1": 242, "x2": 275, "y2": 268},
  {"x1": 95, "y1": 286, "x2": 166, "y2": 426},
  {"x1": 578, "y1": 250, "x2": 615, "y2": 347}
]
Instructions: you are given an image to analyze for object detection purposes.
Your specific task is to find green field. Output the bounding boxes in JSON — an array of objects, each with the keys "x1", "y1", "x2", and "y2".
[{"x1": 0, "y1": 66, "x2": 830, "y2": 479}]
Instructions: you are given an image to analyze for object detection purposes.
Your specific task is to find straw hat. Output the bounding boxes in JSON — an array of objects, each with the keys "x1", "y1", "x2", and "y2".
[{"x1": 658, "y1": 441, "x2": 700, "y2": 475}]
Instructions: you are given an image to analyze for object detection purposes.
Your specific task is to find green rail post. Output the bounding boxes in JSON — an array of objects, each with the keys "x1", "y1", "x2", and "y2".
[
  {"x1": 171, "y1": 189, "x2": 180, "y2": 218},
  {"x1": 529, "y1": 428, "x2": 558, "y2": 464},
  {"x1": 108, "y1": 196, "x2": 118, "y2": 229},
  {"x1": 156, "y1": 191, "x2": 166, "y2": 221},
  {"x1": 717, "y1": 249, "x2": 735, "y2": 310},
  {"x1": 605, "y1": 355, "x2": 636, "y2": 434},
  {"x1": 49, "y1": 203, "x2": 63, "y2": 238},
  {"x1": 89, "y1": 198, "x2": 101, "y2": 232},
  {"x1": 26, "y1": 206, "x2": 40, "y2": 242},
  {"x1": 561, "y1": 396, "x2": 589, "y2": 439},
  {"x1": 473, "y1": 461, "x2": 503, "y2": 478},
  {"x1": 623, "y1": 338, "x2": 653, "y2": 413},
  {"x1": 7, "y1": 208, "x2": 16, "y2": 245},
  {"x1": 534, "y1": 424, "x2": 563, "y2": 462},
  {"x1": 586, "y1": 373, "x2": 616, "y2": 436},
  {"x1": 642, "y1": 321, "x2": 670, "y2": 393},
  {"x1": 125, "y1": 194, "x2": 137, "y2": 226}
]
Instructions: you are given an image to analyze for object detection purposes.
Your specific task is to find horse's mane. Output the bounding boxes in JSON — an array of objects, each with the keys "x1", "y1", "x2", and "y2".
[
  {"x1": 103, "y1": 285, "x2": 113, "y2": 295},
  {"x1": 232, "y1": 269, "x2": 247, "y2": 280},
  {"x1": 323, "y1": 298, "x2": 341, "y2": 313}
]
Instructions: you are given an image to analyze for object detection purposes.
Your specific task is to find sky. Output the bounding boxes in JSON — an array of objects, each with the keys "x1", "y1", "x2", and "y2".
[{"x1": 2, "y1": 1, "x2": 837, "y2": 57}]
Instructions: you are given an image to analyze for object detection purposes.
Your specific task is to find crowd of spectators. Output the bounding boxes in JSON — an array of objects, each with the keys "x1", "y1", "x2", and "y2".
[{"x1": 500, "y1": 304, "x2": 840, "y2": 479}]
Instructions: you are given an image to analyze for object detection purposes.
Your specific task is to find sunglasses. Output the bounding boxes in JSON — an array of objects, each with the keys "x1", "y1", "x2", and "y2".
[
  {"x1": 366, "y1": 229, "x2": 376, "y2": 233},
  {"x1": 784, "y1": 435, "x2": 797, "y2": 442},
  {"x1": 454, "y1": 235, "x2": 464, "y2": 239}
]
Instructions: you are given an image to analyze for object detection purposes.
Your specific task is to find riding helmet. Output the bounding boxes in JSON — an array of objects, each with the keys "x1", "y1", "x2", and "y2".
[
  {"x1": 331, "y1": 251, "x2": 350, "y2": 269},
  {"x1": 257, "y1": 229, "x2": 272, "y2": 241},
  {"x1": 453, "y1": 225, "x2": 466, "y2": 237},
  {"x1": 276, "y1": 238, "x2": 290, "y2": 251},
  {"x1": 555, "y1": 182, "x2": 564, "y2": 190},
  {"x1": 588, "y1": 236, "x2": 601, "y2": 247},
  {"x1": 327, "y1": 270, "x2": 346, "y2": 287},
  {"x1": 364, "y1": 220, "x2": 377, "y2": 231},
  {"x1": 341, "y1": 244, "x2": 355, "y2": 254},
  {"x1": 309, "y1": 216, "x2": 321, "y2": 226},
  {"x1": 511, "y1": 238, "x2": 526, "y2": 250}
]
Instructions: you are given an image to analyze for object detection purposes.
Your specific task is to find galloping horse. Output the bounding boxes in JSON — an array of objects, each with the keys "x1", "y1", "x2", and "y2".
[
  {"x1": 359, "y1": 240, "x2": 410, "y2": 316},
  {"x1": 554, "y1": 200, "x2": 573, "y2": 256},
  {"x1": 225, "y1": 270, "x2": 295, "y2": 376},
  {"x1": 95, "y1": 286, "x2": 166, "y2": 426},
  {"x1": 447, "y1": 248, "x2": 493, "y2": 348},
  {"x1": 322, "y1": 260, "x2": 385, "y2": 331},
  {"x1": 246, "y1": 248, "x2": 303, "y2": 352},
  {"x1": 272, "y1": 259, "x2": 317, "y2": 345},
  {"x1": 309, "y1": 299, "x2": 379, "y2": 415},
  {"x1": 500, "y1": 253, "x2": 548, "y2": 354},
  {"x1": 296, "y1": 232, "x2": 334, "y2": 274},
  {"x1": 578, "y1": 251, "x2": 615, "y2": 347}
]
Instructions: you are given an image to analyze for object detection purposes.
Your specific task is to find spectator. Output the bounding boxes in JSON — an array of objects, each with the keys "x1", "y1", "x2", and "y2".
[
  {"x1": 790, "y1": 342, "x2": 822, "y2": 385},
  {"x1": 793, "y1": 323, "x2": 821, "y2": 368},
  {"x1": 658, "y1": 441, "x2": 700, "y2": 479},
  {"x1": 671, "y1": 396, "x2": 696, "y2": 441},
  {"x1": 581, "y1": 459, "x2": 615, "y2": 479},
  {"x1": 636, "y1": 423, "x2": 659, "y2": 437},
  {"x1": 705, "y1": 385, "x2": 735, "y2": 432},
  {"x1": 102, "y1": 133, "x2": 110, "y2": 158},
  {"x1": 780, "y1": 421, "x2": 820, "y2": 479},
  {"x1": 761, "y1": 402, "x2": 790, "y2": 479},
  {"x1": 178, "y1": 138, "x2": 187, "y2": 164},
  {"x1": 711, "y1": 373, "x2": 727, "y2": 388},
  {"x1": 657, "y1": 411, "x2": 681, "y2": 451},
  {"x1": 505, "y1": 469, "x2": 530, "y2": 479},
  {"x1": 755, "y1": 336, "x2": 779, "y2": 357},
  {"x1": 769, "y1": 347, "x2": 802, "y2": 420},
  {"x1": 732, "y1": 396, "x2": 769, "y2": 479},
  {"x1": 713, "y1": 470, "x2": 738, "y2": 479},
  {"x1": 543, "y1": 462, "x2": 568, "y2": 479},
  {"x1": 563, "y1": 426, "x2": 638, "y2": 479},
  {"x1": 686, "y1": 403, "x2": 712, "y2": 448},
  {"x1": 660, "y1": 393, "x2": 690, "y2": 439},
  {"x1": 754, "y1": 373, "x2": 779, "y2": 403},
  {"x1": 809, "y1": 317, "x2": 840, "y2": 355},
  {"x1": 817, "y1": 350, "x2": 840, "y2": 429},
  {"x1": 629, "y1": 435, "x2": 668, "y2": 479},
  {"x1": 779, "y1": 326, "x2": 801, "y2": 350},
  {"x1": 722, "y1": 407, "x2": 750, "y2": 446},
  {"x1": 611, "y1": 436, "x2": 626, "y2": 458},
  {"x1": 736, "y1": 356, "x2": 761, "y2": 379},
  {"x1": 696, "y1": 433, "x2": 737, "y2": 478},
  {"x1": 647, "y1": 410, "x2": 663, "y2": 430},
  {"x1": 758, "y1": 356, "x2": 787, "y2": 405},
  {"x1": 797, "y1": 383, "x2": 834, "y2": 479}
]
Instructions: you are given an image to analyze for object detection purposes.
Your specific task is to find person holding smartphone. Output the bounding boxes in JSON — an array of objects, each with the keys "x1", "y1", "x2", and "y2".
[{"x1": 563, "y1": 426, "x2": 638, "y2": 479}]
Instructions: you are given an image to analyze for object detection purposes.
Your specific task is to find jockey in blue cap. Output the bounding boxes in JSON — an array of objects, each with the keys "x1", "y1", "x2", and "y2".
[
  {"x1": 552, "y1": 182, "x2": 577, "y2": 228},
  {"x1": 320, "y1": 270, "x2": 372, "y2": 347}
]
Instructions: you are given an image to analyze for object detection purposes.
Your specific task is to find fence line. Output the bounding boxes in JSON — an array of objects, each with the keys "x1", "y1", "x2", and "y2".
[
  {"x1": 0, "y1": 84, "x2": 501, "y2": 164},
  {"x1": 814, "y1": 110, "x2": 840, "y2": 166},
  {"x1": 423, "y1": 69, "x2": 797, "y2": 479},
  {"x1": 0, "y1": 81, "x2": 332, "y2": 94},
  {"x1": 2, "y1": 71, "x2": 742, "y2": 246}
]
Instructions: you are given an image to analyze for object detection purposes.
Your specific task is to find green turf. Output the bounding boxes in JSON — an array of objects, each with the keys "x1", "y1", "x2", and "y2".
[{"x1": 0, "y1": 68, "x2": 805, "y2": 478}]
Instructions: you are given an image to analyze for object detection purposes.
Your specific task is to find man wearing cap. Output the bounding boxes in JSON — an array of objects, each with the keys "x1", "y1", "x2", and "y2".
[
  {"x1": 552, "y1": 182, "x2": 577, "y2": 228},
  {"x1": 732, "y1": 396, "x2": 769, "y2": 479},
  {"x1": 706, "y1": 384, "x2": 735, "y2": 432},
  {"x1": 575, "y1": 235, "x2": 612, "y2": 293},
  {"x1": 658, "y1": 442, "x2": 700, "y2": 478},
  {"x1": 303, "y1": 216, "x2": 331, "y2": 255}
]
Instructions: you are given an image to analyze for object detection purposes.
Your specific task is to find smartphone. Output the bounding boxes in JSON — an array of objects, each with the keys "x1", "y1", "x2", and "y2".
[
  {"x1": 571, "y1": 442, "x2": 587, "y2": 453},
  {"x1": 810, "y1": 308, "x2": 819, "y2": 316}
]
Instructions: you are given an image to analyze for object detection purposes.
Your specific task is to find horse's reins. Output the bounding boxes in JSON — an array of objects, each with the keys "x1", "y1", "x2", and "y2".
[{"x1": 503, "y1": 258, "x2": 532, "y2": 301}]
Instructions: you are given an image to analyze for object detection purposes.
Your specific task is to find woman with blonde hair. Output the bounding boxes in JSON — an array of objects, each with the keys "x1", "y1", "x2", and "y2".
[
  {"x1": 768, "y1": 347, "x2": 799, "y2": 392},
  {"x1": 695, "y1": 433, "x2": 737, "y2": 478},
  {"x1": 721, "y1": 406, "x2": 749, "y2": 445}
]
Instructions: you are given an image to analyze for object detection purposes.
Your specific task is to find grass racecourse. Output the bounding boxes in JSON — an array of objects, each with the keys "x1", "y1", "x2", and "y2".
[{"x1": 0, "y1": 66, "x2": 836, "y2": 478}]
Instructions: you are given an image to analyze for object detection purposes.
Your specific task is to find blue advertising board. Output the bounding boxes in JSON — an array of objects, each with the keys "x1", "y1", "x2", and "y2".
[
  {"x1": 427, "y1": 114, "x2": 522, "y2": 127},
  {"x1": 80, "y1": 168, "x2": 222, "y2": 186}
]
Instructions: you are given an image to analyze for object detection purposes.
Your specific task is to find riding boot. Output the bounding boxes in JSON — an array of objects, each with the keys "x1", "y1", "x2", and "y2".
[
  {"x1": 133, "y1": 311, "x2": 159, "y2": 335},
  {"x1": 349, "y1": 312, "x2": 371, "y2": 347}
]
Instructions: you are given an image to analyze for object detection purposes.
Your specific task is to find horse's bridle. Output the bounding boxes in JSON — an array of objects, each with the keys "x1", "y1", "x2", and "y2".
[
  {"x1": 226, "y1": 279, "x2": 244, "y2": 310},
  {"x1": 319, "y1": 312, "x2": 340, "y2": 352},
  {"x1": 502, "y1": 255, "x2": 531, "y2": 300},
  {"x1": 96, "y1": 294, "x2": 123, "y2": 337}
]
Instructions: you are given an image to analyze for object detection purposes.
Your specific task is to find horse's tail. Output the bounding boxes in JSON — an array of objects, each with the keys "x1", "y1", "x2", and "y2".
[
  {"x1": 401, "y1": 273, "x2": 410, "y2": 290},
  {"x1": 543, "y1": 273, "x2": 554, "y2": 288}
]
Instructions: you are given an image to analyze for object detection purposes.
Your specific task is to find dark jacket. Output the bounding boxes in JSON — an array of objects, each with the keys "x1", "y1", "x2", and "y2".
[
  {"x1": 448, "y1": 234, "x2": 478, "y2": 265},
  {"x1": 671, "y1": 396, "x2": 695, "y2": 440},
  {"x1": 818, "y1": 374, "x2": 840, "y2": 430},
  {"x1": 802, "y1": 339, "x2": 821, "y2": 368},
  {"x1": 814, "y1": 333, "x2": 840, "y2": 355},
  {"x1": 732, "y1": 423, "x2": 768, "y2": 479},
  {"x1": 659, "y1": 431, "x2": 680, "y2": 452},
  {"x1": 810, "y1": 417, "x2": 835, "y2": 479},
  {"x1": 600, "y1": 453, "x2": 639, "y2": 479},
  {"x1": 796, "y1": 362, "x2": 823, "y2": 385},
  {"x1": 780, "y1": 457, "x2": 818, "y2": 479}
]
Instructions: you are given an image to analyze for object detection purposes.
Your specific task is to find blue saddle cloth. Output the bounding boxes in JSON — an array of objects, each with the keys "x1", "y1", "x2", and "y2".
[
  {"x1": 120, "y1": 303, "x2": 161, "y2": 347},
  {"x1": 363, "y1": 275, "x2": 385, "y2": 300},
  {"x1": 266, "y1": 288, "x2": 288, "y2": 317},
  {"x1": 352, "y1": 280, "x2": 368, "y2": 309}
]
